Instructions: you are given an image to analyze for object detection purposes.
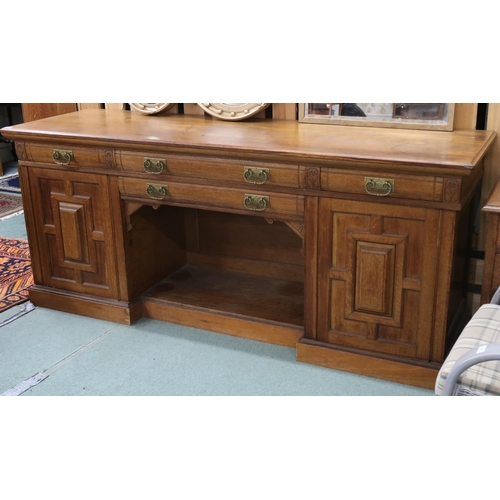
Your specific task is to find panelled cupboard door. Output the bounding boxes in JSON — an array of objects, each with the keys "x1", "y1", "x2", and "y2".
[
  {"x1": 28, "y1": 167, "x2": 119, "y2": 299},
  {"x1": 316, "y1": 198, "x2": 440, "y2": 360}
]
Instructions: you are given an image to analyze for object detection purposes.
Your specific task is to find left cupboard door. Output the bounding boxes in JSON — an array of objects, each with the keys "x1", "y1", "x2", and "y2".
[{"x1": 26, "y1": 167, "x2": 120, "y2": 299}]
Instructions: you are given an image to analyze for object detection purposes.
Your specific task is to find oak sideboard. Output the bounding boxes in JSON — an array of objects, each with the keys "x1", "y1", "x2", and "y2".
[{"x1": 1, "y1": 109, "x2": 496, "y2": 389}]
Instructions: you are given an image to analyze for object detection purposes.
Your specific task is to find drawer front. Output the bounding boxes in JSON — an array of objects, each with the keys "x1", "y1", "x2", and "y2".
[
  {"x1": 119, "y1": 177, "x2": 304, "y2": 218},
  {"x1": 321, "y1": 168, "x2": 445, "y2": 202},
  {"x1": 117, "y1": 151, "x2": 300, "y2": 189},
  {"x1": 24, "y1": 143, "x2": 112, "y2": 169}
]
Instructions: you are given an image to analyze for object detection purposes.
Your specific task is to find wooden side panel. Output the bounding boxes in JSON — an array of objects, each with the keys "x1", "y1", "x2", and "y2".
[
  {"x1": 479, "y1": 103, "x2": 500, "y2": 250},
  {"x1": 431, "y1": 210, "x2": 457, "y2": 361},
  {"x1": 166, "y1": 105, "x2": 179, "y2": 115},
  {"x1": 183, "y1": 104, "x2": 205, "y2": 115},
  {"x1": 21, "y1": 103, "x2": 77, "y2": 122},
  {"x1": 104, "y1": 103, "x2": 126, "y2": 110},
  {"x1": 482, "y1": 177, "x2": 500, "y2": 303},
  {"x1": 78, "y1": 103, "x2": 103, "y2": 110},
  {"x1": 453, "y1": 103, "x2": 478, "y2": 130},
  {"x1": 122, "y1": 204, "x2": 188, "y2": 300},
  {"x1": 481, "y1": 212, "x2": 499, "y2": 303},
  {"x1": 272, "y1": 104, "x2": 297, "y2": 120}
]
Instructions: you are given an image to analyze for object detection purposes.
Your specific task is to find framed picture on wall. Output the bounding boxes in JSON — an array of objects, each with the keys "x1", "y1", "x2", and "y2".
[{"x1": 298, "y1": 103, "x2": 455, "y2": 131}]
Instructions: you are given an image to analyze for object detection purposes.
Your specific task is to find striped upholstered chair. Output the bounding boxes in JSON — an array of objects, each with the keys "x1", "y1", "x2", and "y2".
[{"x1": 436, "y1": 288, "x2": 500, "y2": 396}]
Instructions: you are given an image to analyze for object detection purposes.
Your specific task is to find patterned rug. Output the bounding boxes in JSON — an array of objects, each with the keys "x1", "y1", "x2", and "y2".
[
  {"x1": 0, "y1": 174, "x2": 21, "y2": 194},
  {"x1": 0, "y1": 236, "x2": 34, "y2": 313},
  {"x1": 0, "y1": 193, "x2": 23, "y2": 219}
]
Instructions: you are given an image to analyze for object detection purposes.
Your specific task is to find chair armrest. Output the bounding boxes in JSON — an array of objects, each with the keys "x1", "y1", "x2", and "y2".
[
  {"x1": 442, "y1": 343, "x2": 500, "y2": 395},
  {"x1": 490, "y1": 286, "x2": 500, "y2": 305}
]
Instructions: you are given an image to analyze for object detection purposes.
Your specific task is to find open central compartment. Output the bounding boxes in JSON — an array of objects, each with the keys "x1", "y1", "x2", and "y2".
[{"x1": 123, "y1": 204, "x2": 305, "y2": 346}]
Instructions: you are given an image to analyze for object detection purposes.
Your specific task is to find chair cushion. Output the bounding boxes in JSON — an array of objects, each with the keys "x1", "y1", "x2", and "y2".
[{"x1": 435, "y1": 304, "x2": 500, "y2": 396}]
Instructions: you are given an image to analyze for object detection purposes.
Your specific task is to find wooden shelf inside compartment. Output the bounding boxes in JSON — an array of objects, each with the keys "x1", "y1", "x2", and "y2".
[{"x1": 141, "y1": 264, "x2": 304, "y2": 328}]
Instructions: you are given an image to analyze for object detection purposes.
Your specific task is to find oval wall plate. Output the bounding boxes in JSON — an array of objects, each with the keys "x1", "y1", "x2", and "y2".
[
  {"x1": 197, "y1": 103, "x2": 269, "y2": 121},
  {"x1": 129, "y1": 103, "x2": 176, "y2": 115}
]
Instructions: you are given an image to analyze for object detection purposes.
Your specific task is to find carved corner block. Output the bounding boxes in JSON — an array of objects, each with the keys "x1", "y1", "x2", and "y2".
[
  {"x1": 443, "y1": 178, "x2": 461, "y2": 203},
  {"x1": 100, "y1": 149, "x2": 116, "y2": 169},
  {"x1": 15, "y1": 142, "x2": 28, "y2": 161},
  {"x1": 306, "y1": 167, "x2": 321, "y2": 190}
]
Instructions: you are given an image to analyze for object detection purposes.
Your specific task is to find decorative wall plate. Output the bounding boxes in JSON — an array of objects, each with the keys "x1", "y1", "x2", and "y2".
[
  {"x1": 197, "y1": 103, "x2": 269, "y2": 121},
  {"x1": 129, "y1": 103, "x2": 176, "y2": 115}
]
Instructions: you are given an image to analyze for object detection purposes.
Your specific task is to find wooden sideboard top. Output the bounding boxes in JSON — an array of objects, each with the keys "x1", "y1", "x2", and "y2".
[{"x1": 1, "y1": 109, "x2": 496, "y2": 172}]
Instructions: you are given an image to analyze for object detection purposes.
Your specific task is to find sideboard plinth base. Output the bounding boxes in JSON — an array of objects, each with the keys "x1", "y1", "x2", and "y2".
[
  {"x1": 296, "y1": 339, "x2": 439, "y2": 390},
  {"x1": 28, "y1": 286, "x2": 142, "y2": 326}
]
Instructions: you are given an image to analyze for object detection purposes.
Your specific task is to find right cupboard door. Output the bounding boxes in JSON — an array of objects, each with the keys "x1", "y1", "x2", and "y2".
[{"x1": 316, "y1": 198, "x2": 442, "y2": 361}]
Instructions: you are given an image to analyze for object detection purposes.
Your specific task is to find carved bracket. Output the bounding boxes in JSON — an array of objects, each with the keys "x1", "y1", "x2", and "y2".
[
  {"x1": 266, "y1": 218, "x2": 305, "y2": 255},
  {"x1": 124, "y1": 201, "x2": 145, "y2": 231},
  {"x1": 284, "y1": 221, "x2": 304, "y2": 240},
  {"x1": 124, "y1": 201, "x2": 162, "y2": 231}
]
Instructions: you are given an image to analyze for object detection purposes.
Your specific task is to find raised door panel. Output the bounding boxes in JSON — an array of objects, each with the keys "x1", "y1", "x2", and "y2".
[
  {"x1": 317, "y1": 198, "x2": 440, "y2": 360},
  {"x1": 28, "y1": 167, "x2": 119, "y2": 298}
]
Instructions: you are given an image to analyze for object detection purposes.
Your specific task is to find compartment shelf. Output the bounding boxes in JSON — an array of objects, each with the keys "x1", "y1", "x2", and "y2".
[{"x1": 142, "y1": 264, "x2": 304, "y2": 328}]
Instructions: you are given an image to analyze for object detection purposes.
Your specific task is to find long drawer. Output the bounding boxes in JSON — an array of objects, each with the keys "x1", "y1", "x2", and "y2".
[
  {"x1": 116, "y1": 151, "x2": 300, "y2": 189},
  {"x1": 118, "y1": 177, "x2": 304, "y2": 219}
]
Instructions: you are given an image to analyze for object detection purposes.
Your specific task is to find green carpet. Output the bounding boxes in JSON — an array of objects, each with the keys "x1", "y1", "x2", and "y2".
[{"x1": 0, "y1": 306, "x2": 432, "y2": 396}]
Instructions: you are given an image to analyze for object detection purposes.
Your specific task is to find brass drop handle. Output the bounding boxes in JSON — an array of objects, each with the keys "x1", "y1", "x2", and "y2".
[
  {"x1": 364, "y1": 177, "x2": 394, "y2": 197},
  {"x1": 53, "y1": 149, "x2": 73, "y2": 166},
  {"x1": 146, "y1": 183, "x2": 168, "y2": 200},
  {"x1": 144, "y1": 157, "x2": 166, "y2": 174},
  {"x1": 244, "y1": 194, "x2": 269, "y2": 212},
  {"x1": 244, "y1": 167, "x2": 269, "y2": 185}
]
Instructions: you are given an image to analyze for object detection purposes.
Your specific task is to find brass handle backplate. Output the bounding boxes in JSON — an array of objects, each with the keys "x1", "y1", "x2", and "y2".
[
  {"x1": 53, "y1": 149, "x2": 74, "y2": 165},
  {"x1": 364, "y1": 177, "x2": 394, "y2": 197},
  {"x1": 144, "y1": 157, "x2": 166, "y2": 174},
  {"x1": 244, "y1": 194, "x2": 269, "y2": 211},
  {"x1": 146, "y1": 183, "x2": 168, "y2": 200},
  {"x1": 244, "y1": 167, "x2": 269, "y2": 185}
]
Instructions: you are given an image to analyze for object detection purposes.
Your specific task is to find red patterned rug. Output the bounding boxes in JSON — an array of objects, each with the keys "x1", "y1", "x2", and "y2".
[
  {"x1": 0, "y1": 236, "x2": 34, "y2": 313},
  {"x1": 0, "y1": 193, "x2": 24, "y2": 219}
]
